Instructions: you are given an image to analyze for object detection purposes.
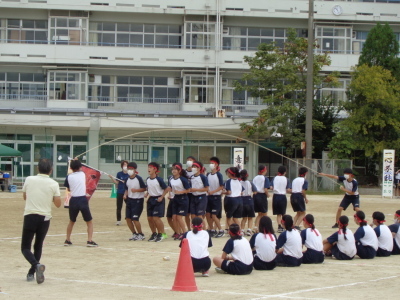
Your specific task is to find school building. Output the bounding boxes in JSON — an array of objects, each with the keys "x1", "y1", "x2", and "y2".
[{"x1": 0, "y1": 0, "x2": 399, "y2": 181}]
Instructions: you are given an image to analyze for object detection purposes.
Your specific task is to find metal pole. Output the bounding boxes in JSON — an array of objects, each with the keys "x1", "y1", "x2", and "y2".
[{"x1": 306, "y1": 0, "x2": 314, "y2": 162}]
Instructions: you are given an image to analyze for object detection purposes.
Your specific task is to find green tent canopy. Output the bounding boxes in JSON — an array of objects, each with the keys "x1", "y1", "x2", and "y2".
[{"x1": 0, "y1": 144, "x2": 22, "y2": 157}]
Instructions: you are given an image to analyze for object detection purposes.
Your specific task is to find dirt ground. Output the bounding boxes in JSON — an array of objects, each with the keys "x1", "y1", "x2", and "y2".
[{"x1": 0, "y1": 190, "x2": 399, "y2": 300}]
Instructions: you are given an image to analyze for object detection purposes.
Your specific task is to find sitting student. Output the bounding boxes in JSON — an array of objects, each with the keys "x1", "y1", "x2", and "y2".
[
  {"x1": 180, "y1": 217, "x2": 212, "y2": 277},
  {"x1": 275, "y1": 215, "x2": 303, "y2": 267},
  {"x1": 301, "y1": 214, "x2": 324, "y2": 264},
  {"x1": 323, "y1": 215, "x2": 356, "y2": 260},
  {"x1": 372, "y1": 211, "x2": 393, "y2": 257},
  {"x1": 249, "y1": 216, "x2": 277, "y2": 270},
  {"x1": 389, "y1": 210, "x2": 400, "y2": 255},
  {"x1": 213, "y1": 223, "x2": 253, "y2": 275},
  {"x1": 353, "y1": 211, "x2": 378, "y2": 259}
]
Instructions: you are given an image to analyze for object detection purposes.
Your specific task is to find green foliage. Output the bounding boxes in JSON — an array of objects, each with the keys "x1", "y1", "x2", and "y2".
[
  {"x1": 237, "y1": 29, "x2": 342, "y2": 157},
  {"x1": 359, "y1": 23, "x2": 400, "y2": 80}
]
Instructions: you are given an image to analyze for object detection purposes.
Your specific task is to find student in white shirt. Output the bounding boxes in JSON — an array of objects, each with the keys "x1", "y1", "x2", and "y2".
[
  {"x1": 240, "y1": 169, "x2": 256, "y2": 236},
  {"x1": 272, "y1": 166, "x2": 291, "y2": 233},
  {"x1": 223, "y1": 167, "x2": 243, "y2": 226},
  {"x1": 250, "y1": 216, "x2": 277, "y2": 270},
  {"x1": 372, "y1": 211, "x2": 393, "y2": 257},
  {"x1": 389, "y1": 210, "x2": 400, "y2": 255},
  {"x1": 252, "y1": 165, "x2": 271, "y2": 229},
  {"x1": 353, "y1": 210, "x2": 378, "y2": 259},
  {"x1": 275, "y1": 215, "x2": 303, "y2": 267},
  {"x1": 301, "y1": 214, "x2": 324, "y2": 264},
  {"x1": 290, "y1": 167, "x2": 309, "y2": 230}
]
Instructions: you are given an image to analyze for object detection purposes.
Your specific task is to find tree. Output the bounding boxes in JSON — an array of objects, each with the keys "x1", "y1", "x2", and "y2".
[
  {"x1": 237, "y1": 29, "x2": 342, "y2": 157},
  {"x1": 359, "y1": 22, "x2": 400, "y2": 80}
]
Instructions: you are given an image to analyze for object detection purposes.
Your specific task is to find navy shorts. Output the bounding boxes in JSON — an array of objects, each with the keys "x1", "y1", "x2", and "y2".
[
  {"x1": 147, "y1": 196, "x2": 165, "y2": 218},
  {"x1": 302, "y1": 248, "x2": 324, "y2": 264},
  {"x1": 272, "y1": 194, "x2": 287, "y2": 215},
  {"x1": 253, "y1": 255, "x2": 276, "y2": 270},
  {"x1": 392, "y1": 241, "x2": 400, "y2": 255},
  {"x1": 192, "y1": 257, "x2": 211, "y2": 273},
  {"x1": 254, "y1": 193, "x2": 268, "y2": 213},
  {"x1": 356, "y1": 242, "x2": 376, "y2": 259},
  {"x1": 290, "y1": 193, "x2": 306, "y2": 212},
  {"x1": 206, "y1": 195, "x2": 222, "y2": 216},
  {"x1": 172, "y1": 194, "x2": 189, "y2": 216},
  {"x1": 221, "y1": 259, "x2": 253, "y2": 275},
  {"x1": 225, "y1": 196, "x2": 243, "y2": 219},
  {"x1": 166, "y1": 198, "x2": 173, "y2": 218},
  {"x1": 339, "y1": 195, "x2": 360, "y2": 211},
  {"x1": 331, "y1": 244, "x2": 354, "y2": 260},
  {"x1": 376, "y1": 248, "x2": 391, "y2": 257},
  {"x1": 242, "y1": 196, "x2": 255, "y2": 218},
  {"x1": 69, "y1": 196, "x2": 92, "y2": 222},
  {"x1": 190, "y1": 194, "x2": 208, "y2": 216},
  {"x1": 125, "y1": 198, "x2": 144, "y2": 221},
  {"x1": 275, "y1": 253, "x2": 302, "y2": 267}
]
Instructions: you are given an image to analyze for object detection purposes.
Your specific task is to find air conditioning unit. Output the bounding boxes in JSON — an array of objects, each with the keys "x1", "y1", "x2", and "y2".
[{"x1": 223, "y1": 27, "x2": 229, "y2": 35}]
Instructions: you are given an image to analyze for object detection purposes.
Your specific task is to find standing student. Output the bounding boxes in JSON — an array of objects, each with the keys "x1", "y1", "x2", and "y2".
[
  {"x1": 108, "y1": 160, "x2": 130, "y2": 226},
  {"x1": 146, "y1": 162, "x2": 169, "y2": 242},
  {"x1": 21, "y1": 158, "x2": 61, "y2": 284},
  {"x1": 190, "y1": 161, "x2": 209, "y2": 220},
  {"x1": 323, "y1": 215, "x2": 356, "y2": 260},
  {"x1": 240, "y1": 169, "x2": 256, "y2": 236},
  {"x1": 252, "y1": 165, "x2": 271, "y2": 230},
  {"x1": 166, "y1": 174, "x2": 178, "y2": 239},
  {"x1": 272, "y1": 166, "x2": 291, "y2": 233},
  {"x1": 372, "y1": 211, "x2": 393, "y2": 256},
  {"x1": 301, "y1": 214, "x2": 324, "y2": 264},
  {"x1": 206, "y1": 157, "x2": 224, "y2": 238},
  {"x1": 275, "y1": 215, "x2": 303, "y2": 267},
  {"x1": 224, "y1": 167, "x2": 243, "y2": 226},
  {"x1": 213, "y1": 223, "x2": 253, "y2": 275},
  {"x1": 169, "y1": 162, "x2": 191, "y2": 240},
  {"x1": 185, "y1": 156, "x2": 196, "y2": 230},
  {"x1": 353, "y1": 211, "x2": 378, "y2": 259},
  {"x1": 291, "y1": 167, "x2": 309, "y2": 230},
  {"x1": 124, "y1": 162, "x2": 146, "y2": 241},
  {"x1": 180, "y1": 217, "x2": 212, "y2": 277},
  {"x1": 64, "y1": 159, "x2": 98, "y2": 247},
  {"x1": 250, "y1": 216, "x2": 277, "y2": 270},
  {"x1": 389, "y1": 210, "x2": 400, "y2": 254},
  {"x1": 318, "y1": 168, "x2": 360, "y2": 228}
]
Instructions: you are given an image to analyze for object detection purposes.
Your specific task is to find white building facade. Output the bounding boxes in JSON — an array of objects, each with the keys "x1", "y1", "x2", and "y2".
[{"x1": 0, "y1": 0, "x2": 399, "y2": 180}]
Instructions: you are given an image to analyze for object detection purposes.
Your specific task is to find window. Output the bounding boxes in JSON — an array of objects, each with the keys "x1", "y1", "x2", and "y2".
[
  {"x1": 7, "y1": 19, "x2": 48, "y2": 44},
  {"x1": 184, "y1": 75, "x2": 214, "y2": 103},
  {"x1": 185, "y1": 22, "x2": 215, "y2": 49},
  {"x1": 50, "y1": 16, "x2": 87, "y2": 45},
  {"x1": 316, "y1": 78, "x2": 351, "y2": 106},
  {"x1": 132, "y1": 145, "x2": 148, "y2": 161},
  {"x1": 216, "y1": 147, "x2": 232, "y2": 164},
  {"x1": 17, "y1": 144, "x2": 31, "y2": 162},
  {"x1": 221, "y1": 78, "x2": 261, "y2": 108},
  {"x1": 316, "y1": 27, "x2": 352, "y2": 54},
  {"x1": 115, "y1": 145, "x2": 130, "y2": 162},
  {"x1": 0, "y1": 72, "x2": 46, "y2": 101},
  {"x1": 100, "y1": 145, "x2": 114, "y2": 163},
  {"x1": 48, "y1": 71, "x2": 86, "y2": 100}
]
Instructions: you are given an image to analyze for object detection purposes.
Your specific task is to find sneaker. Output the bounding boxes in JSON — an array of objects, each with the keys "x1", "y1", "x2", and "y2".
[
  {"x1": 35, "y1": 264, "x2": 45, "y2": 284},
  {"x1": 64, "y1": 239, "x2": 72, "y2": 246},
  {"x1": 173, "y1": 233, "x2": 180, "y2": 240},
  {"x1": 332, "y1": 223, "x2": 339, "y2": 228},
  {"x1": 210, "y1": 230, "x2": 217, "y2": 238},
  {"x1": 129, "y1": 233, "x2": 138, "y2": 241},
  {"x1": 171, "y1": 232, "x2": 177, "y2": 238},
  {"x1": 202, "y1": 271, "x2": 209, "y2": 277},
  {"x1": 246, "y1": 229, "x2": 252, "y2": 236},
  {"x1": 155, "y1": 233, "x2": 163, "y2": 242},
  {"x1": 116, "y1": 221, "x2": 121, "y2": 226},
  {"x1": 135, "y1": 233, "x2": 145, "y2": 241},
  {"x1": 26, "y1": 273, "x2": 34, "y2": 282},
  {"x1": 87, "y1": 241, "x2": 98, "y2": 247},
  {"x1": 178, "y1": 234, "x2": 184, "y2": 240},
  {"x1": 277, "y1": 226, "x2": 284, "y2": 233},
  {"x1": 215, "y1": 267, "x2": 227, "y2": 274},
  {"x1": 162, "y1": 233, "x2": 168, "y2": 239},
  {"x1": 215, "y1": 230, "x2": 224, "y2": 238},
  {"x1": 148, "y1": 232, "x2": 157, "y2": 242}
]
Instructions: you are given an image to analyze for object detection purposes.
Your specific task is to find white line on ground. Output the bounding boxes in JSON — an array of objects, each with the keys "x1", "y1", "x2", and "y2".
[{"x1": 323, "y1": 261, "x2": 397, "y2": 268}]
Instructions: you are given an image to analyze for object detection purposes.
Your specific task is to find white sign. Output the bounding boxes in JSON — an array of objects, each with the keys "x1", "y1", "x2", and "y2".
[
  {"x1": 233, "y1": 148, "x2": 244, "y2": 171},
  {"x1": 382, "y1": 149, "x2": 395, "y2": 197}
]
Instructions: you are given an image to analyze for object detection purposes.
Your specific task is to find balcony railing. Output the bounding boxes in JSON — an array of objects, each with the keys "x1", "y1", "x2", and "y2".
[
  {"x1": 87, "y1": 96, "x2": 181, "y2": 110},
  {"x1": 221, "y1": 99, "x2": 265, "y2": 113},
  {"x1": 0, "y1": 94, "x2": 47, "y2": 108}
]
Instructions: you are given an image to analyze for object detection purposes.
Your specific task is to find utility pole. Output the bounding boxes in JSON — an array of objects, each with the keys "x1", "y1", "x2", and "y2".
[{"x1": 306, "y1": 0, "x2": 314, "y2": 162}]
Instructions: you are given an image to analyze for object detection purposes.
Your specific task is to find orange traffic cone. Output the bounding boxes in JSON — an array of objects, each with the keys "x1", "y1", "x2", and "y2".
[{"x1": 171, "y1": 238, "x2": 198, "y2": 292}]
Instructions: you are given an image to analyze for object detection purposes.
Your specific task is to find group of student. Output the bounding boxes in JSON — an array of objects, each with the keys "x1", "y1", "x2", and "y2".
[{"x1": 182, "y1": 210, "x2": 400, "y2": 276}]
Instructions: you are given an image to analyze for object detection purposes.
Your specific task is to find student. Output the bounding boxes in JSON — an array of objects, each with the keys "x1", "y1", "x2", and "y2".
[
  {"x1": 250, "y1": 216, "x2": 277, "y2": 270},
  {"x1": 166, "y1": 174, "x2": 178, "y2": 239},
  {"x1": 240, "y1": 169, "x2": 256, "y2": 236},
  {"x1": 272, "y1": 166, "x2": 291, "y2": 233},
  {"x1": 146, "y1": 162, "x2": 169, "y2": 242},
  {"x1": 389, "y1": 210, "x2": 400, "y2": 255},
  {"x1": 353, "y1": 210, "x2": 378, "y2": 259},
  {"x1": 190, "y1": 161, "x2": 209, "y2": 220},
  {"x1": 185, "y1": 156, "x2": 196, "y2": 231},
  {"x1": 64, "y1": 159, "x2": 98, "y2": 247},
  {"x1": 372, "y1": 211, "x2": 393, "y2": 256},
  {"x1": 323, "y1": 215, "x2": 356, "y2": 260},
  {"x1": 291, "y1": 167, "x2": 309, "y2": 230},
  {"x1": 124, "y1": 162, "x2": 146, "y2": 241},
  {"x1": 395, "y1": 170, "x2": 400, "y2": 197},
  {"x1": 206, "y1": 157, "x2": 224, "y2": 238},
  {"x1": 224, "y1": 167, "x2": 243, "y2": 226},
  {"x1": 180, "y1": 217, "x2": 212, "y2": 277},
  {"x1": 169, "y1": 162, "x2": 191, "y2": 240},
  {"x1": 301, "y1": 214, "x2": 324, "y2": 264},
  {"x1": 21, "y1": 158, "x2": 61, "y2": 283},
  {"x1": 318, "y1": 168, "x2": 360, "y2": 228},
  {"x1": 275, "y1": 215, "x2": 302, "y2": 267},
  {"x1": 213, "y1": 223, "x2": 253, "y2": 275},
  {"x1": 108, "y1": 160, "x2": 130, "y2": 226},
  {"x1": 252, "y1": 165, "x2": 271, "y2": 229}
]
